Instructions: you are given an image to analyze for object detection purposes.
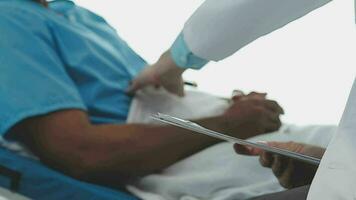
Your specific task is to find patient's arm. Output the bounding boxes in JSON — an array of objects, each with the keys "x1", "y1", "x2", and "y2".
[
  {"x1": 12, "y1": 110, "x2": 221, "y2": 184},
  {"x1": 10, "y1": 96, "x2": 283, "y2": 185}
]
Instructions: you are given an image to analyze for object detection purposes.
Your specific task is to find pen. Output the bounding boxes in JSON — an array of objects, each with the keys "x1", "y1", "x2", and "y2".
[{"x1": 184, "y1": 81, "x2": 198, "y2": 87}]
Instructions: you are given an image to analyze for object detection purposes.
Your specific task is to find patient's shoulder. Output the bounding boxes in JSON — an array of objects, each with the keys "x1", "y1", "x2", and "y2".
[
  {"x1": 0, "y1": 1, "x2": 49, "y2": 20},
  {"x1": 0, "y1": 1, "x2": 64, "y2": 36},
  {"x1": 0, "y1": 4, "x2": 54, "y2": 46}
]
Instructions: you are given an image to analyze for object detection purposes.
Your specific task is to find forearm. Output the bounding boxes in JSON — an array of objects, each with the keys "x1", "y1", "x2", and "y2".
[
  {"x1": 78, "y1": 116, "x2": 226, "y2": 180},
  {"x1": 14, "y1": 109, "x2": 232, "y2": 184}
]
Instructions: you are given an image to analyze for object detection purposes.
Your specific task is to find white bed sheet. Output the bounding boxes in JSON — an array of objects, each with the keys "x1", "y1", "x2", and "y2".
[
  {"x1": 0, "y1": 88, "x2": 337, "y2": 200},
  {"x1": 126, "y1": 88, "x2": 337, "y2": 200}
]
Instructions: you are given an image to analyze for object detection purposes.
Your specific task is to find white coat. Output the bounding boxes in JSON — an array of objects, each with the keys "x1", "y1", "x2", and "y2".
[
  {"x1": 307, "y1": 79, "x2": 356, "y2": 199},
  {"x1": 181, "y1": 1, "x2": 355, "y2": 199},
  {"x1": 182, "y1": 0, "x2": 332, "y2": 61}
]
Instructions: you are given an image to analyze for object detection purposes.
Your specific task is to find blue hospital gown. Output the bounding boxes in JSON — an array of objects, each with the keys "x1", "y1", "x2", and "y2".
[{"x1": 0, "y1": 0, "x2": 147, "y2": 138}]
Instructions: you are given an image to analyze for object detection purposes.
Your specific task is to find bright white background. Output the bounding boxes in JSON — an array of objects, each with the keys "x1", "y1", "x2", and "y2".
[{"x1": 75, "y1": 0, "x2": 355, "y2": 125}]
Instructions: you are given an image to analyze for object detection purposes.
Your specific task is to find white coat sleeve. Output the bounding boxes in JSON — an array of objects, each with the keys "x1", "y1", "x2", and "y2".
[{"x1": 182, "y1": 0, "x2": 332, "y2": 61}]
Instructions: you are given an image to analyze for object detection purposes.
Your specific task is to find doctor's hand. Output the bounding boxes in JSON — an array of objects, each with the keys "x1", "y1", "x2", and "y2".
[
  {"x1": 127, "y1": 51, "x2": 186, "y2": 97},
  {"x1": 222, "y1": 94, "x2": 284, "y2": 139},
  {"x1": 234, "y1": 142, "x2": 325, "y2": 189}
]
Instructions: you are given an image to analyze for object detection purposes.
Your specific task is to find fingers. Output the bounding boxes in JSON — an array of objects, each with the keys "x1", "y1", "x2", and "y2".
[
  {"x1": 239, "y1": 141, "x2": 316, "y2": 189},
  {"x1": 259, "y1": 150, "x2": 294, "y2": 188},
  {"x1": 234, "y1": 144, "x2": 264, "y2": 156},
  {"x1": 264, "y1": 100, "x2": 285, "y2": 114},
  {"x1": 263, "y1": 111, "x2": 282, "y2": 132},
  {"x1": 277, "y1": 159, "x2": 295, "y2": 189},
  {"x1": 259, "y1": 151, "x2": 273, "y2": 167},
  {"x1": 264, "y1": 121, "x2": 282, "y2": 133},
  {"x1": 127, "y1": 75, "x2": 185, "y2": 97},
  {"x1": 234, "y1": 143, "x2": 276, "y2": 168},
  {"x1": 231, "y1": 92, "x2": 284, "y2": 115},
  {"x1": 126, "y1": 67, "x2": 160, "y2": 95},
  {"x1": 247, "y1": 92, "x2": 267, "y2": 100},
  {"x1": 267, "y1": 141, "x2": 296, "y2": 150},
  {"x1": 271, "y1": 155, "x2": 289, "y2": 177},
  {"x1": 126, "y1": 80, "x2": 144, "y2": 95},
  {"x1": 164, "y1": 78, "x2": 185, "y2": 97},
  {"x1": 258, "y1": 142, "x2": 289, "y2": 169},
  {"x1": 262, "y1": 142, "x2": 297, "y2": 188},
  {"x1": 244, "y1": 99, "x2": 284, "y2": 115},
  {"x1": 263, "y1": 152, "x2": 295, "y2": 189},
  {"x1": 231, "y1": 90, "x2": 245, "y2": 101},
  {"x1": 232, "y1": 91, "x2": 266, "y2": 102},
  {"x1": 258, "y1": 100, "x2": 284, "y2": 133},
  {"x1": 234, "y1": 141, "x2": 294, "y2": 188},
  {"x1": 232, "y1": 90, "x2": 245, "y2": 97},
  {"x1": 234, "y1": 144, "x2": 252, "y2": 155},
  {"x1": 126, "y1": 61, "x2": 187, "y2": 97}
]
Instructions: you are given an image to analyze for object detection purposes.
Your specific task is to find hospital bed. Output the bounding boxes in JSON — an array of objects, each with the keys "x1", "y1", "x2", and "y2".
[
  {"x1": 0, "y1": 88, "x2": 338, "y2": 199},
  {"x1": 0, "y1": 146, "x2": 137, "y2": 200},
  {"x1": 0, "y1": 88, "x2": 227, "y2": 200}
]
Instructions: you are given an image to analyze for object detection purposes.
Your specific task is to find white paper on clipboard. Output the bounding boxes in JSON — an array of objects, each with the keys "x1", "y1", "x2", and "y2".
[{"x1": 153, "y1": 113, "x2": 321, "y2": 166}]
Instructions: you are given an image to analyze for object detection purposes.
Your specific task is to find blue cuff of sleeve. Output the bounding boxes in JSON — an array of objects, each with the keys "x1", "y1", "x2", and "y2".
[{"x1": 170, "y1": 33, "x2": 208, "y2": 70}]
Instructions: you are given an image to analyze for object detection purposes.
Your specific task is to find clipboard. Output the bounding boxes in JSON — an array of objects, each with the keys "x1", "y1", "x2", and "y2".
[{"x1": 152, "y1": 113, "x2": 321, "y2": 166}]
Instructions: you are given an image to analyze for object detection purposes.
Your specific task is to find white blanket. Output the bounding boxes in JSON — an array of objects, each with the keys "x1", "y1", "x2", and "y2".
[
  {"x1": 126, "y1": 88, "x2": 337, "y2": 200},
  {"x1": 0, "y1": 88, "x2": 337, "y2": 200},
  {"x1": 126, "y1": 88, "x2": 229, "y2": 124}
]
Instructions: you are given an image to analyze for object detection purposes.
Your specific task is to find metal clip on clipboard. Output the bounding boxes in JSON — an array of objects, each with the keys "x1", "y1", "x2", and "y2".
[{"x1": 152, "y1": 113, "x2": 321, "y2": 166}]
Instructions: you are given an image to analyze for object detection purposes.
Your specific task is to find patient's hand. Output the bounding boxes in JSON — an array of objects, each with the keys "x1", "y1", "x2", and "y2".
[
  {"x1": 234, "y1": 142, "x2": 325, "y2": 189},
  {"x1": 222, "y1": 93, "x2": 284, "y2": 138}
]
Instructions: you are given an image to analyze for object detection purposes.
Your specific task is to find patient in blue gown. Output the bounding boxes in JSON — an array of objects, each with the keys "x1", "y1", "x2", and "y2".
[{"x1": 0, "y1": 0, "x2": 283, "y2": 188}]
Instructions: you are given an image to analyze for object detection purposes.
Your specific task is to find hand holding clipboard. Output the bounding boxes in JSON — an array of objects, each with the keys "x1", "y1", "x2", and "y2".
[{"x1": 152, "y1": 113, "x2": 321, "y2": 166}]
